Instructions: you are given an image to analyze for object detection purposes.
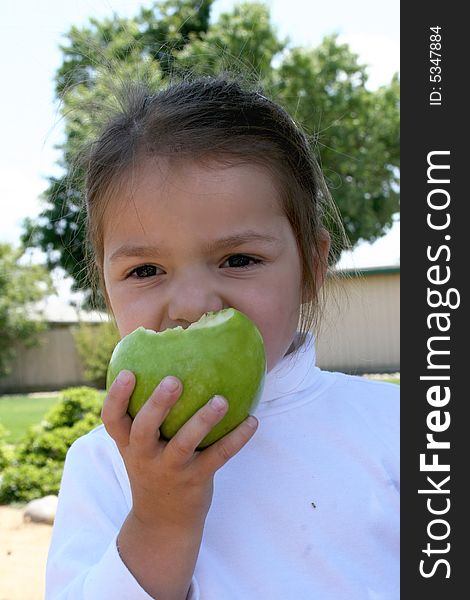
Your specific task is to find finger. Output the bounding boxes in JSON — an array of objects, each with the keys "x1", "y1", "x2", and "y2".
[
  {"x1": 130, "y1": 376, "x2": 182, "y2": 453},
  {"x1": 198, "y1": 415, "x2": 259, "y2": 473},
  {"x1": 165, "y1": 395, "x2": 229, "y2": 467},
  {"x1": 101, "y1": 370, "x2": 135, "y2": 448}
]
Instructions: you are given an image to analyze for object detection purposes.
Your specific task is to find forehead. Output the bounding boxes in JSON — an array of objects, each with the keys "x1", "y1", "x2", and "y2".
[{"x1": 102, "y1": 157, "x2": 287, "y2": 243}]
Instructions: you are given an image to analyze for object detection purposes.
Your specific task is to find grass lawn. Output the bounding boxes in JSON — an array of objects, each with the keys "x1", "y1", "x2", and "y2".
[
  {"x1": 0, "y1": 395, "x2": 62, "y2": 444},
  {"x1": 363, "y1": 373, "x2": 400, "y2": 386}
]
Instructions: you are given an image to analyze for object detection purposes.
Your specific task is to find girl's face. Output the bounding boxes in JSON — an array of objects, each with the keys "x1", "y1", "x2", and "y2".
[{"x1": 102, "y1": 158, "x2": 305, "y2": 373}]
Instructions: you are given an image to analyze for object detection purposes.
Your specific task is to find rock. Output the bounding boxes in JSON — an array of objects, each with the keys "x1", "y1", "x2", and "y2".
[{"x1": 23, "y1": 495, "x2": 58, "y2": 525}]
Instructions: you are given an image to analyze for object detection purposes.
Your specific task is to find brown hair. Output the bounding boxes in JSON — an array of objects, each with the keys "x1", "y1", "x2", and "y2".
[{"x1": 82, "y1": 75, "x2": 349, "y2": 349}]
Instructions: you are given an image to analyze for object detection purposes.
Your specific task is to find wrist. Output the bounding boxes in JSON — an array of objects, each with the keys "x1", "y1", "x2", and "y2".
[{"x1": 117, "y1": 510, "x2": 203, "y2": 600}]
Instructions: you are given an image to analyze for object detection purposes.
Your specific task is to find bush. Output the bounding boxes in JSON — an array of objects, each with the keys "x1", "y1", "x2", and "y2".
[
  {"x1": 0, "y1": 387, "x2": 105, "y2": 504},
  {"x1": 73, "y1": 321, "x2": 120, "y2": 388},
  {"x1": 0, "y1": 461, "x2": 63, "y2": 503},
  {"x1": 0, "y1": 424, "x2": 13, "y2": 471}
]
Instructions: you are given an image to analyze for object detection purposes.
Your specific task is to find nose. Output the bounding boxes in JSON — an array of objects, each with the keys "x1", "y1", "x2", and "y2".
[{"x1": 166, "y1": 269, "x2": 225, "y2": 328}]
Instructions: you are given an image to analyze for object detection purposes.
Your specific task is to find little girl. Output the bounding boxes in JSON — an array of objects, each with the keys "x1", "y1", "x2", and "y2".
[{"x1": 46, "y1": 76, "x2": 399, "y2": 600}]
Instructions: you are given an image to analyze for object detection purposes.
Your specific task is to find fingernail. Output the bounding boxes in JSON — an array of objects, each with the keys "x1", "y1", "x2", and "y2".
[
  {"x1": 116, "y1": 370, "x2": 132, "y2": 385},
  {"x1": 161, "y1": 376, "x2": 179, "y2": 392},
  {"x1": 210, "y1": 395, "x2": 226, "y2": 410},
  {"x1": 246, "y1": 416, "x2": 258, "y2": 429}
]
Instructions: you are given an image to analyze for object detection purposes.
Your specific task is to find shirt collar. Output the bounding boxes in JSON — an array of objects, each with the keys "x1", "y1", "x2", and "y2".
[{"x1": 259, "y1": 332, "x2": 320, "y2": 405}]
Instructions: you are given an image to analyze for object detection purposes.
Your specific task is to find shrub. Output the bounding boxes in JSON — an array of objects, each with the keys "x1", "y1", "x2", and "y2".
[
  {"x1": 0, "y1": 461, "x2": 63, "y2": 503},
  {"x1": 73, "y1": 321, "x2": 120, "y2": 388},
  {"x1": 0, "y1": 424, "x2": 13, "y2": 471},
  {"x1": 0, "y1": 387, "x2": 105, "y2": 504}
]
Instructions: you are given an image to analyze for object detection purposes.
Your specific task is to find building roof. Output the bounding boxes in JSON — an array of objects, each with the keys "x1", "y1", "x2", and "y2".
[
  {"x1": 334, "y1": 265, "x2": 400, "y2": 277},
  {"x1": 27, "y1": 295, "x2": 110, "y2": 324}
]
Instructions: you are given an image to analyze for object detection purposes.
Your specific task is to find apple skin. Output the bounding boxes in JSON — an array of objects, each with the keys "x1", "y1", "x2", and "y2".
[{"x1": 106, "y1": 308, "x2": 266, "y2": 448}]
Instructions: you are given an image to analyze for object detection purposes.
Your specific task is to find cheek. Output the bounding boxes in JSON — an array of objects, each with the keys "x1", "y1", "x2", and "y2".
[
  {"x1": 103, "y1": 281, "x2": 146, "y2": 337},
  {"x1": 240, "y1": 291, "x2": 301, "y2": 372}
]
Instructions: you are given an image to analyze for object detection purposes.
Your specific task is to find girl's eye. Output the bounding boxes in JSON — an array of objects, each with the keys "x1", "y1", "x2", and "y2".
[
  {"x1": 129, "y1": 265, "x2": 159, "y2": 278},
  {"x1": 223, "y1": 254, "x2": 262, "y2": 269}
]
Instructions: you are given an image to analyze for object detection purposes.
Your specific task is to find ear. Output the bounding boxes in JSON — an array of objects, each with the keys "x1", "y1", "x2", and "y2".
[{"x1": 314, "y1": 227, "x2": 331, "y2": 293}]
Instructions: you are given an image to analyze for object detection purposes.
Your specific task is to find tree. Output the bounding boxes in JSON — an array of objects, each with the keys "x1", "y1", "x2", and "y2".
[
  {"x1": 275, "y1": 38, "x2": 399, "y2": 242},
  {"x1": 21, "y1": 0, "x2": 399, "y2": 307},
  {"x1": 0, "y1": 244, "x2": 55, "y2": 377}
]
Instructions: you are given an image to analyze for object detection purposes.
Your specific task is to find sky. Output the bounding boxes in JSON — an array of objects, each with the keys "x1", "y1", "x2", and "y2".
[{"x1": 0, "y1": 0, "x2": 399, "y2": 304}]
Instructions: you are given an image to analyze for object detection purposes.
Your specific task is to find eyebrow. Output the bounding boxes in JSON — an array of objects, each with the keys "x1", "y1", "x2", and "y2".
[{"x1": 108, "y1": 231, "x2": 282, "y2": 263}]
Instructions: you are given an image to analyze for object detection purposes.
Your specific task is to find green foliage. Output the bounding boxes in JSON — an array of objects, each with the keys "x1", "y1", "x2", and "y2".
[
  {"x1": 73, "y1": 321, "x2": 120, "y2": 388},
  {"x1": 40, "y1": 386, "x2": 103, "y2": 429},
  {"x1": 0, "y1": 243, "x2": 55, "y2": 377},
  {"x1": 0, "y1": 387, "x2": 104, "y2": 503},
  {"x1": 0, "y1": 424, "x2": 13, "y2": 471},
  {"x1": 20, "y1": 0, "x2": 400, "y2": 307},
  {"x1": 0, "y1": 461, "x2": 64, "y2": 503},
  {"x1": 275, "y1": 38, "x2": 400, "y2": 243},
  {"x1": 175, "y1": 2, "x2": 284, "y2": 80}
]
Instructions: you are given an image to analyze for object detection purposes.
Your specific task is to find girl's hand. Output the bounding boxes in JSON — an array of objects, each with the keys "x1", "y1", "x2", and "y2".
[
  {"x1": 101, "y1": 369, "x2": 258, "y2": 599},
  {"x1": 101, "y1": 369, "x2": 258, "y2": 531}
]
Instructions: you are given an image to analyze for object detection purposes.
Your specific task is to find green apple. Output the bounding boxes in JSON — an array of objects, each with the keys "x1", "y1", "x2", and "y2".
[{"x1": 106, "y1": 308, "x2": 266, "y2": 448}]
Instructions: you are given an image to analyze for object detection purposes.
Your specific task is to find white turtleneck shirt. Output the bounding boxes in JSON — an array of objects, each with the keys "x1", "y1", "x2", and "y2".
[{"x1": 46, "y1": 333, "x2": 399, "y2": 599}]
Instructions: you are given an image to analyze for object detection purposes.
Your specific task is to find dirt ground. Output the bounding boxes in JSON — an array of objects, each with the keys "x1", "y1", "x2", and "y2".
[{"x1": 0, "y1": 506, "x2": 52, "y2": 600}]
